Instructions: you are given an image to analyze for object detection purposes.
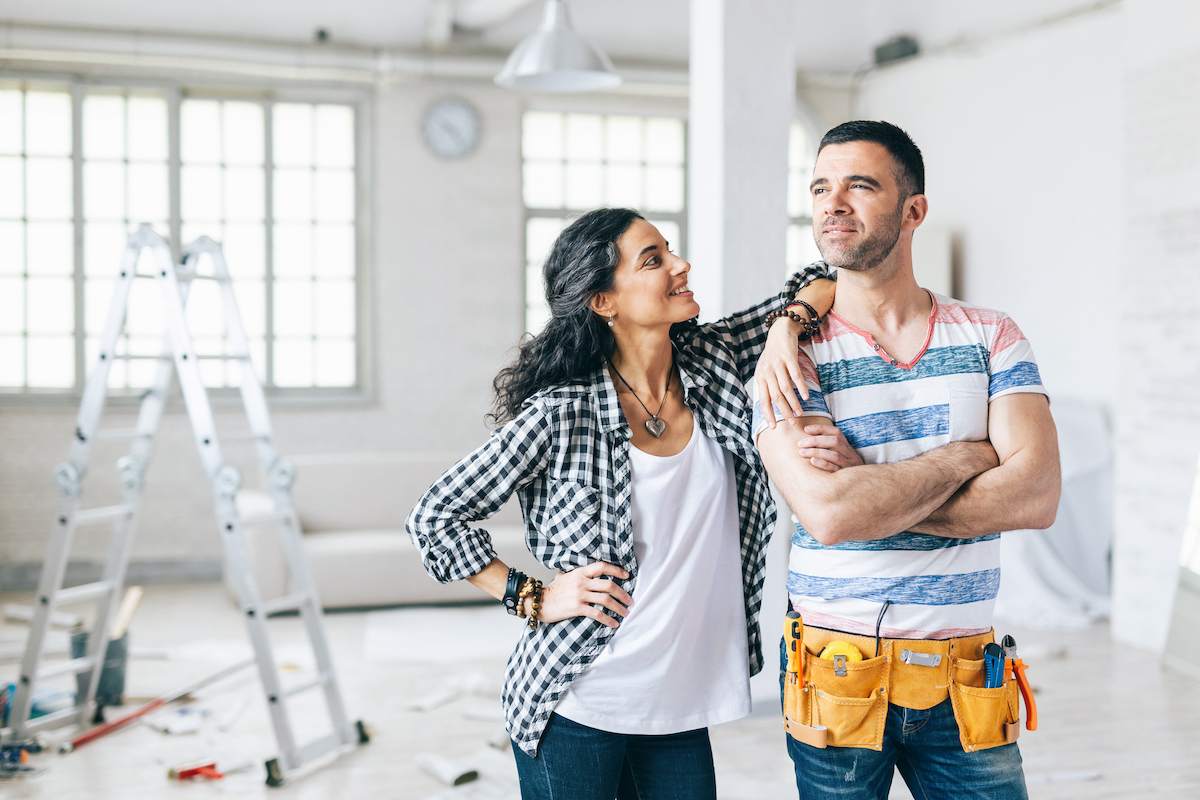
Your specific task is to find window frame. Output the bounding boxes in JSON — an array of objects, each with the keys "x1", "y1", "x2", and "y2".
[
  {"x1": 0, "y1": 70, "x2": 373, "y2": 408},
  {"x1": 519, "y1": 104, "x2": 689, "y2": 337},
  {"x1": 786, "y1": 117, "x2": 822, "y2": 275}
]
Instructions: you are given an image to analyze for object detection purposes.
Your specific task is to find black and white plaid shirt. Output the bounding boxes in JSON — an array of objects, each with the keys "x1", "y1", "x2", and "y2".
[{"x1": 407, "y1": 264, "x2": 833, "y2": 756}]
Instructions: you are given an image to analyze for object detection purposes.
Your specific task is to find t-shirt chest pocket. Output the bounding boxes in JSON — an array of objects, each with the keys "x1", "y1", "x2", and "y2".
[{"x1": 947, "y1": 378, "x2": 990, "y2": 442}]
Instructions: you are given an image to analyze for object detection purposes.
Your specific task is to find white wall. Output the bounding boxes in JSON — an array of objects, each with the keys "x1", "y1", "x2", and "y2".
[
  {"x1": 851, "y1": 7, "x2": 1122, "y2": 411},
  {"x1": 1114, "y1": 0, "x2": 1200, "y2": 651},
  {"x1": 0, "y1": 80, "x2": 524, "y2": 576}
]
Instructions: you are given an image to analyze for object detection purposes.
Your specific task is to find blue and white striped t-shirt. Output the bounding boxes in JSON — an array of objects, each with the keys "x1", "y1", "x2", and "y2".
[{"x1": 753, "y1": 293, "x2": 1048, "y2": 639}]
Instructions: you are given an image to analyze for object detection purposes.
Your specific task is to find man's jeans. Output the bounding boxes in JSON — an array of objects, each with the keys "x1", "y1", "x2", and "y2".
[
  {"x1": 511, "y1": 712, "x2": 717, "y2": 800},
  {"x1": 780, "y1": 639, "x2": 1029, "y2": 800}
]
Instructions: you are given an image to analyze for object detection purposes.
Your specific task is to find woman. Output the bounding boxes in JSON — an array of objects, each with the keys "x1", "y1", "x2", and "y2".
[{"x1": 406, "y1": 208, "x2": 858, "y2": 799}]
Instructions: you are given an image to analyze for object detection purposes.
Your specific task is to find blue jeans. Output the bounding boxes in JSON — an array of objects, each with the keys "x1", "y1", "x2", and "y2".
[
  {"x1": 511, "y1": 713, "x2": 718, "y2": 800},
  {"x1": 779, "y1": 638, "x2": 1029, "y2": 800}
]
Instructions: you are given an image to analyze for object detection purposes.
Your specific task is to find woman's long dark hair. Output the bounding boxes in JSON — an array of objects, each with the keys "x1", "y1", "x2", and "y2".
[{"x1": 490, "y1": 208, "x2": 643, "y2": 425}]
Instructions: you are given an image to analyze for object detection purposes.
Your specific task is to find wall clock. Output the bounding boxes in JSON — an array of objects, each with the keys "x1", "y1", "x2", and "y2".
[{"x1": 421, "y1": 96, "x2": 482, "y2": 160}]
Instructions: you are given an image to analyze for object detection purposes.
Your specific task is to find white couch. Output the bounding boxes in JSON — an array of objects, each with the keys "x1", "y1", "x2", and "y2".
[{"x1": 225, "y1": 452, "x2": 551, "y2": 611}]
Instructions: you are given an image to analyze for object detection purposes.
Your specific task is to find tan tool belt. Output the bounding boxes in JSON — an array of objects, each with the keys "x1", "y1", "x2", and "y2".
[{"x1": 782, "y1": 615, "x2": 1022, "y2": 753}]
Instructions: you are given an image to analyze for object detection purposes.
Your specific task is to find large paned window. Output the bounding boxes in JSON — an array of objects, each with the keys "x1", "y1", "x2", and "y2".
[
  {"x1": 522, "y1": 111, "x2": 686, "y2": 334},
  {"x1": 0, "y1": 86, "x2": 75, "y2": 389},
  {"x1": 786, "y1": 122, "x2": 822, "y2": 274},
  {"x1": 0, "y1": 79, "x2": 362, "y2": 396}
]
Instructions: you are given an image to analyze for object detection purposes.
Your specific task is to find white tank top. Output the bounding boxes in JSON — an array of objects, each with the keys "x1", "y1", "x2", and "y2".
[{"x1": 554, "y1": 423, "x2": 751, "y2": 734}]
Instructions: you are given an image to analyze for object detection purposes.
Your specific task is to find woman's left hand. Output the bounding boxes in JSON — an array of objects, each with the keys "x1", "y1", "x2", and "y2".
[
  {"x1": 795, "y1": 423, "x2": 864, "y2": 472},
  {"x1": 755, "y1": 319, "x2": 811, "y2": 428}
]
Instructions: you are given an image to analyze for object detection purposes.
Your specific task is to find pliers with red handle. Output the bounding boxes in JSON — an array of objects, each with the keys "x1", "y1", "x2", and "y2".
[{"x1": 1001, "y1": 634, "x2": 1037, "y2": 731}]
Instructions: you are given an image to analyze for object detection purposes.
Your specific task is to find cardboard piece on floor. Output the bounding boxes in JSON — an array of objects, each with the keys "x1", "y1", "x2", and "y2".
[{"x1": 416, "y1": 752, "x2": 479, "y2": 786}]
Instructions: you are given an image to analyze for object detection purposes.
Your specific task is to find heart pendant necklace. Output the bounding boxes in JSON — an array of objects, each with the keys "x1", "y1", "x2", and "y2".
[{"x1": 608, "y1": 358, "x2": 672, "y2": 439}]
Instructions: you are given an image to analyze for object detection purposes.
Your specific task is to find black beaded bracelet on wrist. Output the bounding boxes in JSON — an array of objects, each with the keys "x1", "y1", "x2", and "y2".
[
  {"x1": 502, "y1": 568, "x2": 528, "y2": 616},
  {"x1": 766, "y1": 304, "x2": 824, "y2": 341},
  {"x1": 764, "y1": 307, "x2": 804, "y2": 327},
  {"x1": 785, "y1": 300, "x2": 825, "y2": 341},
  {"x1": 788, "y1": 299, "x2": 819, "y2": 321}
]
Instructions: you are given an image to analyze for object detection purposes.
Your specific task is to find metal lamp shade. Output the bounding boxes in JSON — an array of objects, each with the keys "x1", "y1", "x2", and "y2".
[{"x1": 495, "y1": 0, "x2": 621, "y2": 92}]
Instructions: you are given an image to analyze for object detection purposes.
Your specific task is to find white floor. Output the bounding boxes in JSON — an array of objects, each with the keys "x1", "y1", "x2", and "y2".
[{"x1": 2, "y1": 584, "x2": 1198, "y2": 799}]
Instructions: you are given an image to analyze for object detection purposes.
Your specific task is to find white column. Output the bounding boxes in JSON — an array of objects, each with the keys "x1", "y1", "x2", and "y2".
[{"x1": 688, "y1": 0, "x2": 796, "y2": 320}]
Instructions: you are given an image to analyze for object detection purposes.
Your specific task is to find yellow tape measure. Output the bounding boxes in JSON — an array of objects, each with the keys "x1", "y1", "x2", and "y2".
[{"x1": 819, "y1": 640, "x2": 863, "y2": 662}]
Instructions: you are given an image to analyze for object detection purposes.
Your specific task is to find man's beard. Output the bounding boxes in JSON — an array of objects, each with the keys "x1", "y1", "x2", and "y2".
[{"x1": 816, "y1": 206, "x2": 903, "y2": 272}]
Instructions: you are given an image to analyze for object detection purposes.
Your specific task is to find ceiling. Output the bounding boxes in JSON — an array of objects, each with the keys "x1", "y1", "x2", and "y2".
[{"x1": 0, "y1": 0, "x2": 1109, "y2": 73}]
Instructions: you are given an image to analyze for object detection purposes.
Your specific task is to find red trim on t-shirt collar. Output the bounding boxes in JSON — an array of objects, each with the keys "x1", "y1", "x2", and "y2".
[{"x1": 826, "y1": 291, "x2": 939, "y2": 372}]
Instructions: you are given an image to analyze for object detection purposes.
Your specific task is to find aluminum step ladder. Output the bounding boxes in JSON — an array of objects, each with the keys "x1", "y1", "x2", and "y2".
[{"x1": 3, "y1": 225, "x2": 368, "y2": 786}]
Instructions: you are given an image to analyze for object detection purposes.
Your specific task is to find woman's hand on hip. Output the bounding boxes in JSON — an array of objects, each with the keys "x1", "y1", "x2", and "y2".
[{"x1": 537, "y1": 561, "x2": 633, "y2": 628}]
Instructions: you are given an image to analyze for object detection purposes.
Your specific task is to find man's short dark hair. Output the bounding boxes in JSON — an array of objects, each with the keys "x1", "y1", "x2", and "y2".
[{"x1": 818, "y1": 120, "x2": 925, "y2": 197}]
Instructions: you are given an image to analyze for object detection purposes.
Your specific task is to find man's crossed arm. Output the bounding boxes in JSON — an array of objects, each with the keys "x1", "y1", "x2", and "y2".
[{"x1": 757, "y1": 394, "x2": 1061, "y2": 545}]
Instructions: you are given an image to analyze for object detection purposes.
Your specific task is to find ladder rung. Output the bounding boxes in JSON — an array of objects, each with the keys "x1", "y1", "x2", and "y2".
[
  {"x1": 179, "y1": 273, "x2": 227, "y2": 283},
  {"x1": 283, "y1": 674, "x2": 329, "y2": 699},
  {"x1": 3, "y1": 603, "x2": 80, "y2": 628},
  {"x1": 240, "y1": 511, "x2": 293, "y2": 527},
  {"x1": 20, "y1": 706, "x2": 81, "y2": 734},
  {"x1": 38, "y1": 656, "x2": 95, "y2": 681},
  {"x1": 93, "y1": 428, "x2": 152, "y2": 441},
  {"x1": 54, "y1": 581, "x2": 114, "y2": 606},
  {"x1": 74, "y1": 505, "x2": 132, "y2": 526},
  {"x1": 131, "y1": 272, "x2": 160, "y2": 279},
  {"x1": 220, "y1": 432, "x2": 270, "y2": 443},
  {"x1": 113, "y1": 353, "x2": 249, "y2": 361},
  {"x1": 295, "y1": 732, "x2": 344, "y2": 766},
  {"x1": 263, "y1": 593, "x2": 309, "y2": 616}
]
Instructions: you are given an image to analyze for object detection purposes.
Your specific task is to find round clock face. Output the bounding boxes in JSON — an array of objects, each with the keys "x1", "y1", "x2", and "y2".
[{"x1": 421, "y1": 97, "x2": 482, "y2": 159}]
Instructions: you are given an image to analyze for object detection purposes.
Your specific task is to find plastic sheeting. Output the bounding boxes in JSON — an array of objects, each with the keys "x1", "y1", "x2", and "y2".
[{"x1": 994, "y1": 398, "x2": 1112, "y2": 629}]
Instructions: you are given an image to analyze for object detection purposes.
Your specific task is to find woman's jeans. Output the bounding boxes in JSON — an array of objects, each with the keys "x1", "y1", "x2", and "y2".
[{"x1": 511, "y1": 713, "x2": 718, "y2": 800}]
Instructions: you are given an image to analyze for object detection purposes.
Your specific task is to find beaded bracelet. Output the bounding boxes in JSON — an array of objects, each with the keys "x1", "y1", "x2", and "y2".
[
  {"x1": 786, "y1": 300, "x2": 825, "y2": 341},
  {"x1": 766, "y1": 304, "x2": 824, "y2": 341},
  {"x1": 787, "y1": 299, "x2": 820, "y2": 321},
  {"x1": 764, "y1": 307, "x2": 807, "y2": 327},
  {"x1": 516, "y1": 577, "x2": 545, "y2": 630}
]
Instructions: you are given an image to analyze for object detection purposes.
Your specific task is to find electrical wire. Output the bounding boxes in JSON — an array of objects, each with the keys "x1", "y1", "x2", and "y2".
[{"x1": 874, "y1": 600, "x2": 891, "y2": 658}]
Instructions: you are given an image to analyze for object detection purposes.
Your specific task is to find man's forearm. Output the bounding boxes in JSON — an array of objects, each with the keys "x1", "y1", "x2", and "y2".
[
  {"x1": 790, "y1": 441, "x2": 998, "y2": 544},
  {"x1": 911, "y1": 395, "x2": 1062, "y2": 538},
  {"x1": 910, "y1": 450, "x2": 1061, "y2": 537}
]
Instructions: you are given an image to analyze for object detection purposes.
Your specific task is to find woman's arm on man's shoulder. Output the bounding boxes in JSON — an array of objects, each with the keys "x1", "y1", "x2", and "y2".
[{"x1": 696, "y1": 262, "x2": 835, "y2": 383}]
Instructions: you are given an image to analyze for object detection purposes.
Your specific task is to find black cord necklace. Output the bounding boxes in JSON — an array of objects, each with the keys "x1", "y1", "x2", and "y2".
[{"x1": 608, "y1": 358, "x2": 673, "y2": 438}]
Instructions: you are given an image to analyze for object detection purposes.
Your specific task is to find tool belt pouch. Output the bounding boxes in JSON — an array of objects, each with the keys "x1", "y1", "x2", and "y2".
[
  {"x1": 786, "y1": 643, "x2": 891, "y2": 751},
  {"x1": 782, "y1": 617, "x2": 826, "y2": 748},
  {"x1": 948, "y1": 656, "x2": 1021, "y2": 752}
]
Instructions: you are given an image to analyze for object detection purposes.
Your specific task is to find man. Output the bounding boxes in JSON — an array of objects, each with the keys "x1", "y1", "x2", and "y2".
[{"x1": 754, "y1": 121, "x2": 1060, "y2": 800}]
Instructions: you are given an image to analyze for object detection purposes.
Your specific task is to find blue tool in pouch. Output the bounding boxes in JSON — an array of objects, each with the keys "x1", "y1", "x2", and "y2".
[{"x1": 983, "y1": 643, "x2": 1006, "y2": 688}]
